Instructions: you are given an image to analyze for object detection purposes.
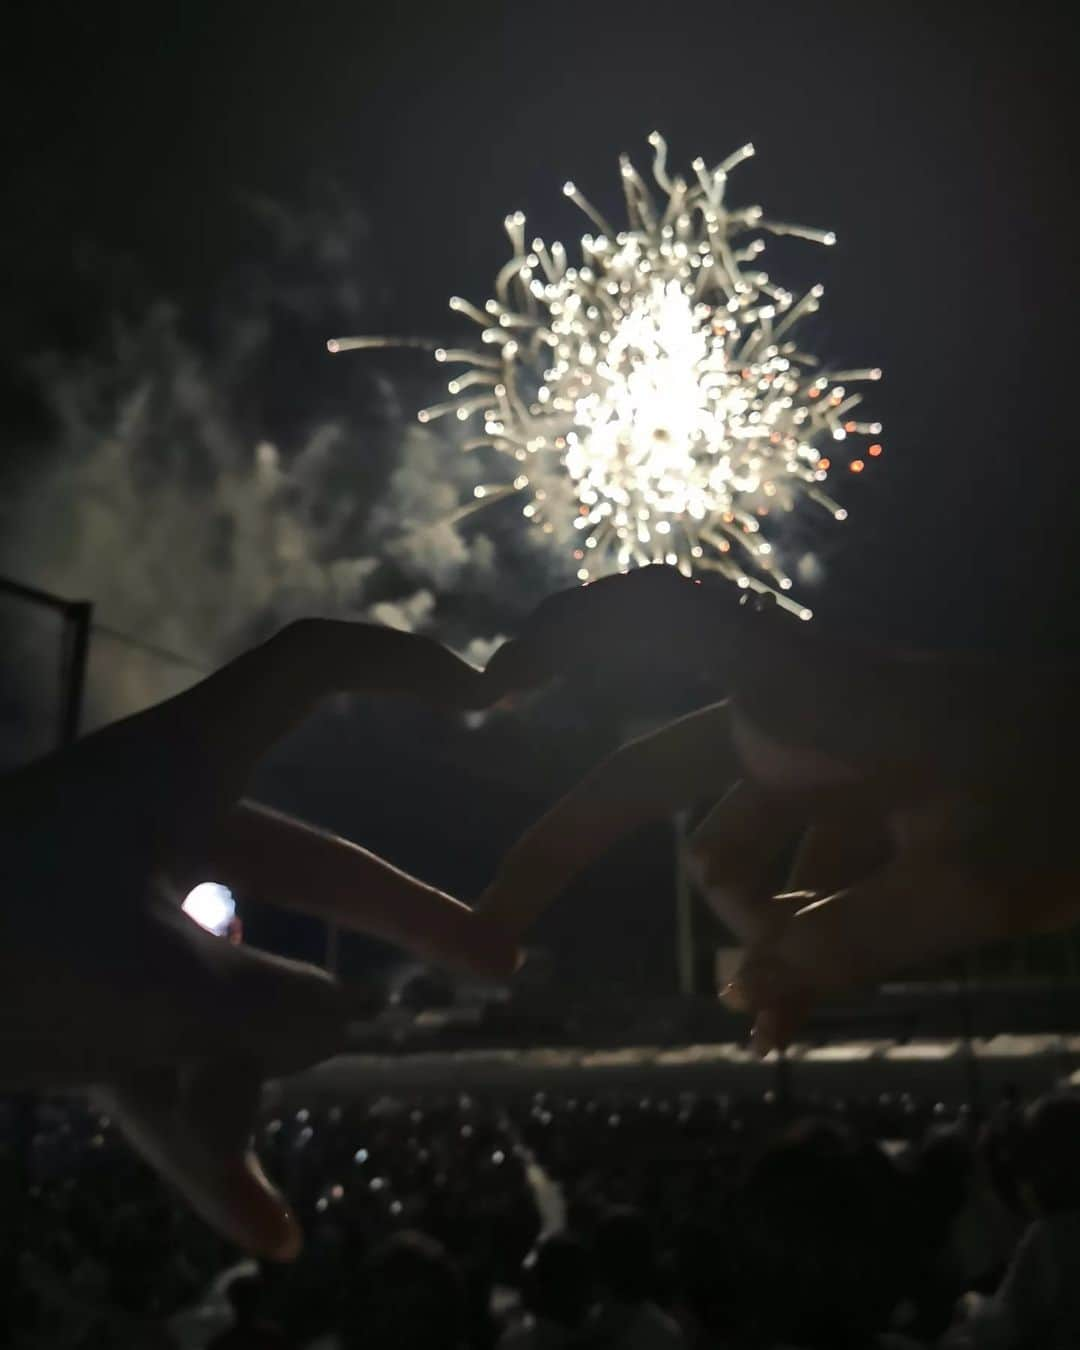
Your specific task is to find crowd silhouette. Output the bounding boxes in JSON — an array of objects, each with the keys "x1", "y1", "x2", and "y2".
[{"x1": 8, "y1": 1082, "x2": 1080, "y2": 1347}]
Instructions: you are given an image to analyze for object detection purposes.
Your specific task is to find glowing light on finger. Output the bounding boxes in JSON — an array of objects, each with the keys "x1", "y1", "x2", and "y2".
[
  {"x1": 182, "y1": 882, "x2": 236, "y2": 936},
  {"x1": 333, "y1": 135, "x2": 882, "y2": 617}
]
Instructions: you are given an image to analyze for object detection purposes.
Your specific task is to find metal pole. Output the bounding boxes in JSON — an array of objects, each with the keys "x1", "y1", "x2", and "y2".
[
  {"x1": 59, "y1": 601, "x2": 92, "y2": 749},
  {"x1": 0, "y1": 576, "x2": 93, "y2": 747},
  {"x1": 957, "y1": 955, "x2": 983, "y2": 1113},
  {"x1": 673, "y1": 811, "x2": 695, "y2": 996},
  {"x1": 0, "y1": 575, "x2": 78, "y2": 613}
]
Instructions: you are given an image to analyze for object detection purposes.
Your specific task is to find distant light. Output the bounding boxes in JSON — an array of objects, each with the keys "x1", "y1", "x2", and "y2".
[{"x1": 182, "y1": 882, "x2": 235, "y2": 936}]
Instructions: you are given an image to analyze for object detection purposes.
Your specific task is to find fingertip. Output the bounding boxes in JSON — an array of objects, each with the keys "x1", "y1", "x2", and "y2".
[
  {"x1": 273, "y1": 1216, "x2": 304, "y2": 1263},
  {"x1": 750, "y1": 1017, "x2": 774, "y2": 1059},
  {"x1": 226, "y1": 1151, "x2": 304, "y2": 1263},
  {"x1": 258, "y1": 1198, "x2": 304, "y2": 1264},
  {"x1": 263, "y1": 1199, "x2": 304, "y2": 1264},
  {"x1": 753, "y1": 1006, "x2": 797, "y2": 1058},
  {"x1": 483, "y1": 639, "x2": 550, "y2": 701},
  {"x1": 464, "y1": 914, "x2": 525, "y2": 983}
]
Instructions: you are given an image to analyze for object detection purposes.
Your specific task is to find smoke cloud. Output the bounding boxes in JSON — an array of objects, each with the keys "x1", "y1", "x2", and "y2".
[{"x1": 0, "y1": 192, "x2": 568, "y2": 738}]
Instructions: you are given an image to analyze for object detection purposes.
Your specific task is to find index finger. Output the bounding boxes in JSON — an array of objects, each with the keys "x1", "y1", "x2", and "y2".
[
  {"x1": 485, "y1": 568, "x2": 1025, "y2": 778},
  {"x1": 172, "y1": 620, "x2": 488, "y2": 775},
  {"x1": 478, "y1": 702, "x2": 737, "y2": 938},
  {"x1": 482, "y1": 568, "x2": 884, "y2": 755},
  {"x1": 484, "y1": 567, "x2": 740, "y2": 699},
  {"x1": 211, "y1": 801, "x2": 521, "y2": 981}
]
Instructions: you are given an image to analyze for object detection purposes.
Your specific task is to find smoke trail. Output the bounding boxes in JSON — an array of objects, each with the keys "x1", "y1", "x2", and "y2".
[{"x1": 0, "y1": 192, "x2": 546, "y2": 736}]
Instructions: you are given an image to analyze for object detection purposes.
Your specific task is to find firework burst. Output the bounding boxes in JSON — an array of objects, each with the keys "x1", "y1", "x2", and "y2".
[{"x1": 333, "y1": 135, "x2": 882, "y2": 617}]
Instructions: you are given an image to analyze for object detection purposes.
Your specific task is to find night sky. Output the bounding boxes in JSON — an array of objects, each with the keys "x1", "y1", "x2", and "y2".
[
  {"x1": 2, "y1": 2, "x2": 1076, "y2": 987},
  {"x1": 4, "y1": 0, "x2": 1076, "y2": 645}
]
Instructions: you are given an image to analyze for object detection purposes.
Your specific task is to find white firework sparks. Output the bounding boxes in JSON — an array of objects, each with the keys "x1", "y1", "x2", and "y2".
[{"x1": 333, "y1": 134, "x2": 882, "y2": 617}]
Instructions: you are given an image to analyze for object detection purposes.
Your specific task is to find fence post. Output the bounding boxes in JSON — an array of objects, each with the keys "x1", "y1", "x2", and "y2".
[{"x1": 59, "y1": 600, "x2": 92, "y2": 748}]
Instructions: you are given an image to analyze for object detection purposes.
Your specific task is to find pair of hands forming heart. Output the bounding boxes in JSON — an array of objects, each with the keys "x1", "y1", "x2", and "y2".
[{"x1": 3, "y1": 567, "x2": 1075, "y2": 1259}]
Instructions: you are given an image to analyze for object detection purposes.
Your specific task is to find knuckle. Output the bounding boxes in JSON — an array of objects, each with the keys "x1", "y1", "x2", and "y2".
[
  {"x1": 274, "y1": 617, "x2": 324, "y2": 651},
  {"x1": 245, "y1": 957, "x2": 345, "y2": 1065}
]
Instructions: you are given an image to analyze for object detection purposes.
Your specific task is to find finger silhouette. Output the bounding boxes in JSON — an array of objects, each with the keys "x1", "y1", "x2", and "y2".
[
  {"x1": 784, "y1": 812, "x2": 892, "y2": 896},
  {"x1": 101, "y1": 1057, "x2": 301, "y2": 1261},
  {"x1": 684, "y1": 779, "x2": 803, "y2": 946},
  {"x1": 728, "y1": 855, "x2": 1012, "y2": 1053},
  {"x1": 478, "y1": 703, "x2": 737, "y2": 938},
  {"x1": 484, "y1": 567, "x2": 736, "y2": 699},
  {"x1": 211, "y1": 802, "x2": 520, "y2": 980},
  {"x1": 171, "y1": 621, "x2": 488, "y2": 783},
  {"x1": 95, "y1": 921, "x2": 356, "y2": 1257}
]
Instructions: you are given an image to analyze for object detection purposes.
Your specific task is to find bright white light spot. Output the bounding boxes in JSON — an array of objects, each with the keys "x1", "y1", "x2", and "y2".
[
  {"x1": 327, "y1": 136, "x2": 880, "y2": 618},
  {"x1": 182, "y1": 883, "x2": 235, "y2": 936}
]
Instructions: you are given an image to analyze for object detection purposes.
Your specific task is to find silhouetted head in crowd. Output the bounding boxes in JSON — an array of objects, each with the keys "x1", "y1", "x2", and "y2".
[
  {"x1": 1020, "y1": 1092, "x2": 1080, "y2": 1215},
  {"x1": 525, "y1": 1233, "x2": 593, "y2": 1329},
  {"x1": 102, "y1": 1226, "x2": 166, "y2": 1315},
  {"x1": 981, "y1": 1096, "x2": 1027, "y2": 1215},
  {"x1": 915, "y1": 1122, "x2": 974, "y2": 1240},
  {"x1": 676, "y1": 1217, "x2": 740, "y2": 1346},
  {"x1": 593, "y1": 1207, "x2": 657, "y2": 1305},
  {"x1": 738, "y1": 1119, "x2": 910, "y2": 1349},
  {"x1": 349, "y1": 1230, "x2": 465, "y2": 1350},
  {"x1": 226, "y1": 1275, "x2": 266, "y2": 1327}
]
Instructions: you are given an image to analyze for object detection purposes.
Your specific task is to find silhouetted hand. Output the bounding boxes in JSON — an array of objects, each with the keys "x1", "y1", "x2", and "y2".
[
  {"x1": 1, "y1": 620, "x2": 518, "y2": 1258},
  {"x1": 481, "y1": 567, "x2": 1077, "y2": 1053}
]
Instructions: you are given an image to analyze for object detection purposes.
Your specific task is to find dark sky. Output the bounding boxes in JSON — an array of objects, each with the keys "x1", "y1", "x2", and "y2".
[
  {"x1": 3, "y1": 0, "x2": 1076, "y2": 649},
  {"x1": 1, "y1": 2, "x2": 1077, "y2": 984}
]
